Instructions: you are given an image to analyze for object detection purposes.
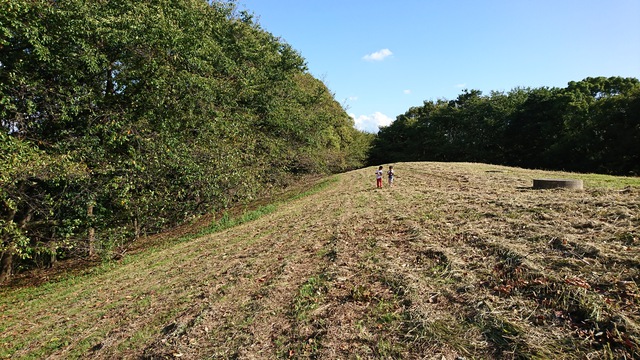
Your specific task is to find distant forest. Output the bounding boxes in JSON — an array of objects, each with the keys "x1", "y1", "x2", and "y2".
[
  {"x1": 370, "y1": 76, "x2": 640, "y2": 176},
  {"x1": 0, "y1": 0, "x2": 372, "y2": 281}
]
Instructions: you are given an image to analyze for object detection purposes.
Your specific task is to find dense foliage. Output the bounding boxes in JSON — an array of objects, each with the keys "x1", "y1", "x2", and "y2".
[
  {"x1": 370, "y1": 76, "x2": 640, "y2": 175},
  {"x1": 0, "y1": 0, "x2": 371, "y2": 281}
]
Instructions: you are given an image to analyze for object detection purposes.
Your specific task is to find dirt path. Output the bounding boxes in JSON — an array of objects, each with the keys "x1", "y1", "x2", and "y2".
[{"x1": 1, "y1": 162, "x2": 638, "y2": 359}]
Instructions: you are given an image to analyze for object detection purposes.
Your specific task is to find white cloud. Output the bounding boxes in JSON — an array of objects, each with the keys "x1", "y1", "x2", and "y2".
[
  {"x1": 348, "y1": 96, "x2": 359, "y2": 101},
  {"x1": 403, "y1": 89, "x2": 411, "y2": 94},
  {"x1": 454, "y1": 83, "x2": 467, "y2": 88},
  {"x1": 350, "y1": 112, "x2": 393, "y2": 133},
  {"x1": 363, "y1": 48, "x2": 393, "y2": 61}
]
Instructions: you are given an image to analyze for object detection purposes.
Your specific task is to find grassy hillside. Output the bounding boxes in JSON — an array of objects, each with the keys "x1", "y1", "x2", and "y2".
[{"x1": 1, "y1": 162, "x2": 639, "y2": 359}]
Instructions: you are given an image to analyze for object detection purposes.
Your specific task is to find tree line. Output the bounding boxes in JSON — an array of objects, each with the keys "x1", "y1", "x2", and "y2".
[
  {"x1": 370, "y1": 76, "x2": 640, "y2": 176},
  {"x1": 0, "y1": 0, "x2": 372, "y2": 282}
]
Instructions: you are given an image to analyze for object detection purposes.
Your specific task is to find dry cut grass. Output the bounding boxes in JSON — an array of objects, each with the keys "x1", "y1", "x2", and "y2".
[{"x1": 1, "y1": 162, "x2": 639, "y2": 359}]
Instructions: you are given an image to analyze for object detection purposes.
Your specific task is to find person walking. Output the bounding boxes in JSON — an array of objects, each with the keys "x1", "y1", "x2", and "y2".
[
  {"x1": 387, "y1": 165, "x2": 395, "y2": 187},
  {"x1": 375, "y1": 166, "x2": 384, "y2": 188}
]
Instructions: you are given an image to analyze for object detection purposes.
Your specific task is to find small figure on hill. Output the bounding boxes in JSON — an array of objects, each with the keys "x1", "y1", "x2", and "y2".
[
  {"x1": 387, "y1": 165, "x2": 395, "y2": 187},
  {"x1": 375, "y1": 166, "x2": 384, "y2": 188}
]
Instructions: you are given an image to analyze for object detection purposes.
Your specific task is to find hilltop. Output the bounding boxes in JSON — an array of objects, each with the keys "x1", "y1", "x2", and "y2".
[{"x1": 1, "y1": 162, "x2": 639, "y2": 359}]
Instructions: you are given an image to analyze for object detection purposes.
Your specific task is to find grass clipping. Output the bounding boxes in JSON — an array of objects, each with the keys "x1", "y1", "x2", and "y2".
[{"x1": 1, "y1": 162, "x2": 639, "y2": 359}]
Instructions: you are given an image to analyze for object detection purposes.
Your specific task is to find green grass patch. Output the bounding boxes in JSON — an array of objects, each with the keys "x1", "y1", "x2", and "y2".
[
  {"x1": 202, "y1": 204, "x2": 278, "y2": 236},
  {"x1": 289, "y1": 176, "x2": 339, "y2": 201},
  {"x1": 279, "y1": 274, "x2": 331, "y2": 358},
  {"x1": 171, "y1": 176, "x2": 339, "y2": 246},
  {"x1": 579, "y1": 173, "x2": 640, "y2": 189},
  {"x1": 292, "y1": 275, "x2": 329, "y2": 321}
]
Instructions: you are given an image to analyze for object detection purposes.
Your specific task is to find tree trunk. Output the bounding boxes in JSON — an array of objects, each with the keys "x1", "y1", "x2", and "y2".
[
  {"x1": 134, "y1": 217, "x2": 140, "y2": 240},
  {"x1": 49, "y1": 240, "x2": 57, "y2": 268},
  {"x1": 87, "y1": 203, "x2": 95, "y2": 257},
  {"x1": 0, "y1": 248, "x2": 14, "y2": 284},
  {"x1": 1, "y1": 205, "x2": 19, "y2": 284}
]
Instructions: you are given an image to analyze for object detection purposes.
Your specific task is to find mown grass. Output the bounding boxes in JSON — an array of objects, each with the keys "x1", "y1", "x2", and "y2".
[
  {"x1": 1, "y1": 163, "x2": 638, "y2": 359},
  {"x1": 177, "y1": 175, "x2": 339, "y2": 244},
  {"x1": 0, "y1": 177, "x2": 337, "y2": 359}
]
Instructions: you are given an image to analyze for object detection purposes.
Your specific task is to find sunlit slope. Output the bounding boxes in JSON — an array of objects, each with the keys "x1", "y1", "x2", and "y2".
[{"x1": 1, "y1": 162, "x2": 639, "y2": 359}]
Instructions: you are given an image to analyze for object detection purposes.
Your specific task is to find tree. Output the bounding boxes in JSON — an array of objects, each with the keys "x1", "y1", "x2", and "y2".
[
  {"x1": 370, "y1": 77, "x2": 639, "y2": 175},
  {"x1": 1, "y1": 0, "x2": 371, "y2": 282}
]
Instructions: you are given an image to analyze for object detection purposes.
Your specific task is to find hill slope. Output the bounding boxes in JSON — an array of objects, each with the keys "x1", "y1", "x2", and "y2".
[{"x1": 1, "y1": 162, "x2": 639, "y2": 359}]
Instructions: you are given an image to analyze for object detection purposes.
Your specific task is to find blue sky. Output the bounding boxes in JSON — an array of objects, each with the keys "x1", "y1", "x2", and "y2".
[{"x1": 238, "y1": 1, "x2": 640, "y2": 133}]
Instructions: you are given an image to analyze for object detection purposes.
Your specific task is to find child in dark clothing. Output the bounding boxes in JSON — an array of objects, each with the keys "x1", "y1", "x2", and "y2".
[{"x1": 387, "y1": 165, "x2": 395, "y2": 187}]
